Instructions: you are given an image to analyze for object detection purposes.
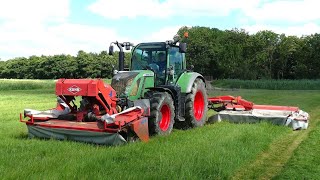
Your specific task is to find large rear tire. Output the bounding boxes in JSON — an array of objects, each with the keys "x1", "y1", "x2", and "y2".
[
  {"x1": 184, "y1": 78, "x2": 208, "y2": 128},
  {"x1": 145, "y1": 91, "x2": 175, "y2": 136}
]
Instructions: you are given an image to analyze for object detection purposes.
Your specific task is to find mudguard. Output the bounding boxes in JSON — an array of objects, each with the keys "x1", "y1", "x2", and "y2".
[{"x1": 176, "y1": 72, "x2": 205, "y2": 93}]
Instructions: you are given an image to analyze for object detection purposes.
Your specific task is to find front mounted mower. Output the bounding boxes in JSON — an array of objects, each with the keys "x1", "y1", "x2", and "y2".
[{"x1": 21, "y1": 79, "x2": 149, "y2": 145}]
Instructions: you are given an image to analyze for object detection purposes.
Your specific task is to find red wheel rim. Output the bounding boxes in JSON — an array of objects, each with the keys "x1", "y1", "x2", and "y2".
[
  {"x1": 194, "y1": 91, "x2": 204, "y2": 121},
  {"x1": 160, "y1": 104, "x2": 171, "y2": 131}
]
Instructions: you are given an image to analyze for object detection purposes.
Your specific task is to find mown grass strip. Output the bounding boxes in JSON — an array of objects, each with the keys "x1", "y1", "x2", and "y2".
[
  {"x1": 213, "y1": 79, "x2": 320, "y2": 90},
  {"x1": 232, "y1": 108, "x2": 320, "y2": 179},
  {"x1": 274, "y1": 119, "x2": 320, "y2": 179}
]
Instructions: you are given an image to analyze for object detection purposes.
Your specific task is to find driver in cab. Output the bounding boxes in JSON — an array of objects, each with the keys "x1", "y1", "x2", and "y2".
[{"x1": 157, "y1": 52, "x2": 166, "y2": 74}]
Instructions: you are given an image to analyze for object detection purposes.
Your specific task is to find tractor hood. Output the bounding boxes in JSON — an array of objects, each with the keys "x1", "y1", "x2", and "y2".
[
  {"x1": 111, "y1": 70, "x2": 154, "y2": 98},
  {"x1": 111, "y1": 71, "x2": 139, "y2": 96}
]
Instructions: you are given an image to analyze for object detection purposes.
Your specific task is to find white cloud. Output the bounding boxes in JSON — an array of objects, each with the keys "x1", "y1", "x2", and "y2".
[
  {"x1": 0, "y1": 0, "x2": 186, "y2": 60},
  {"x1": 239, "y1": 0, "x2": 320, "y2": 36},
  {"x1": 0, "y1": 0, "x2": 129, "y2": 60},
  {"x1": 244, "y1": 0, "x2": 320, "y2": 23},
  {"x1": 89, "y1": 0, "x2": 166, "y2": 19},
  {"x1": 143, "y1": 26, "x2": 183, "y2": 42},
  {"x1": 88, "y1": 0, "x2": 260, "y2": 19},
  {"x1": 243, "y1": 23, "x2": 320, "y2": 36},
  {"x1": 0, "y1": 21, "x2": 127, "y2": 60},
  {"x1": 0, "y1": 0, "x2": 69, "y2": 22},
  {"x1": 2, "y1": 0, "x2": 320, "y2": 60}
]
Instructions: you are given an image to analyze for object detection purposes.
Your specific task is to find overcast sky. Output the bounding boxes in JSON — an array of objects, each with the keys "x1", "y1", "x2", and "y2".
[{"x1": 1, "y1": 0, "x2": 319, "y2": 60}]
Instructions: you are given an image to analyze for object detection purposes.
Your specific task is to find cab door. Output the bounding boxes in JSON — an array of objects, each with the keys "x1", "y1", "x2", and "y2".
[{"x1": 167, "y1": 47, "x2": 184, "y2": 84}]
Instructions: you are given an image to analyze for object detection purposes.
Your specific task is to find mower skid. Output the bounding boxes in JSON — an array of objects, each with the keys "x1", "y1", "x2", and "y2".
[{"x1": 20, "y1": 113, "x2": 31, "y2": 123}]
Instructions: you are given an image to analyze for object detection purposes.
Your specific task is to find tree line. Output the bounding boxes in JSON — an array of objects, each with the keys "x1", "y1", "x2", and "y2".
[
  {"x1": 0, "y1": 50, "x2": 131, "y2": 79},
  {"x1": 178, "y1": 26, "x2": 320, "y2": 79},
  {"x1": 1, "y1": 26, "x2": 320, "y2": 80}
]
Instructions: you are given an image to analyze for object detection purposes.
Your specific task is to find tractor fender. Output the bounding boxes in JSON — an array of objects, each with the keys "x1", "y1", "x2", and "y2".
[{"x1": 176, "y1": 72, "x2": 205, "y2": 93}]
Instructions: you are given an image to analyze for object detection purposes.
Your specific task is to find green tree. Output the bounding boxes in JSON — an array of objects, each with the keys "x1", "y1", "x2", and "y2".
[
  {"x1": 251, "y1": 30, "x2": 280, "y2": 79},
  {"x1": 178, "y1": 26, "x2": 225, "y2": 78},
  {"x1": 274, "y1": 35, "x2": 302, "y2": 79},
  {"x1": 1, "y1": 27, "x2": 320, "y2": 80},
  {"x1": 295, "y1": 34, "x2": 320, "y2": 79}
]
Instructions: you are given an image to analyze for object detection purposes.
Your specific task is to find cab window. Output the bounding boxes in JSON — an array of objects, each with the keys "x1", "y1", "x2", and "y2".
[{"x1": 168, "y1": 47, "x2": 183, "y2": 77}]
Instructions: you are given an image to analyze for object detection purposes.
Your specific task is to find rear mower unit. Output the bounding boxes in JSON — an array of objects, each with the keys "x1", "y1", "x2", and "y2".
[{"x1": 208, "y1": 96, "x2": 309, "y2": 130}]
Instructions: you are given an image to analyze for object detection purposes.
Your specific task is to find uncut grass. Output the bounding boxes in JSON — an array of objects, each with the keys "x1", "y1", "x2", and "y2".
[
  {"x1": 0, "y1": 79, "x2": 111, "y2": 91},
  {"x1": 0, "y1": 88, "x2": 298, "y2": 179},
  {"x1": 210, "y1": 89, "x2": 319, "y2": 111},
  {"x1": 0, "y1": 79, "x2": 55, "y2": 91},
  {"x1": 0, "y1": 123, "x2": 289, "y2": 179},
  {"x1": 214, "y1": 79, "x2": 320, "y2": 90}
]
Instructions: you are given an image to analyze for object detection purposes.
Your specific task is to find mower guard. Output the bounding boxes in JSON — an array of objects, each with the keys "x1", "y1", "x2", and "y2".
[
  {"x1": 208, "y1": 96, "x2": 309, "y2": 130},
  {"x1": 27, "y1": 125, "x2": 127, "y2": 145}
]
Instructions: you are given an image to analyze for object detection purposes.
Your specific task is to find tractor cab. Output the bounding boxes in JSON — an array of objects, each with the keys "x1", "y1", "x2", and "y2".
[{"x1": 131, "y1": 42, "x2": 186, "y2": 86}]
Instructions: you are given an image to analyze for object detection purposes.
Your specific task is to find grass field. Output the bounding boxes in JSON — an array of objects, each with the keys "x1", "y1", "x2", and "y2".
[
  {"x1": 0, "y1": 79, "x2": 55, "y2": 91},
  {"x1": 0, "y1": 80, "x2": 319, "y2": 179},
  {"x1": 214, "y1": 79, "x2": 320, "y2": 90}
]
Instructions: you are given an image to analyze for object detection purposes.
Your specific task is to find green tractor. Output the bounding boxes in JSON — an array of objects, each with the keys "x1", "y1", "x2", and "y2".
[{"x1": 109, "y1": 37, "x2": 208, "y2": 136}]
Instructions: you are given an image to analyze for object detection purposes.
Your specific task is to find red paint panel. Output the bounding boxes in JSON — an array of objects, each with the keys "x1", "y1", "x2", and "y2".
[
  {"x1": 131, "y1": 117, "x2": 149, "y2": 142},
  {"x1": 114, "y1": 108, "x2": 144, "y2": 126},
  {"x1": 56, "y1": 79, "x2": 98, "y2": 96},
  {"x1": 208, "y1": 95, "x2": 299, "y2": 112},
  {"x1": 55, "y1": 78, "x2": 117, "y2": 114}
]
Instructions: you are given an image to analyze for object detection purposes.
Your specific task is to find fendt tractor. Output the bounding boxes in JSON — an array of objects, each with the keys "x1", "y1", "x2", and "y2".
[
  {"x1": 20, "y1": 34, "x2": 209, "y2": 145},
  {"x1": 108, "y1": 36, "x2": 208, "y2": 135},
  {"x1": 20, "y1": 34, "x2": 309, "y2": 145}
]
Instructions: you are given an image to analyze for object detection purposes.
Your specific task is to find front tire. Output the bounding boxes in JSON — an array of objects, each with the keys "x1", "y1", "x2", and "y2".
[
  {"x1": 185, "y1": 78, "x2": 208, "y2": 128},
  {"x1": 145, "y1": 91, "x2": 175, "y2": 135}
]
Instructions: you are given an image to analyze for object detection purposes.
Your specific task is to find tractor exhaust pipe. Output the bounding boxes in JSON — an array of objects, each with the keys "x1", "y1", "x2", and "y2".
[{"x1": 119, "y1": 51, "x2": 124, "y2": 71}]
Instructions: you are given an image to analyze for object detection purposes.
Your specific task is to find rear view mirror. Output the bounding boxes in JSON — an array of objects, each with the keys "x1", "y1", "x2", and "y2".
[
  {"x1": 123, "y1": 42, "x2": 133, "y2": 50},
  {"x1": 108, "y1": 45, "x2": 114, "y2": 55},
  {"x1": 179, "y1": 43, "x2": 187, "y2": 53}
]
